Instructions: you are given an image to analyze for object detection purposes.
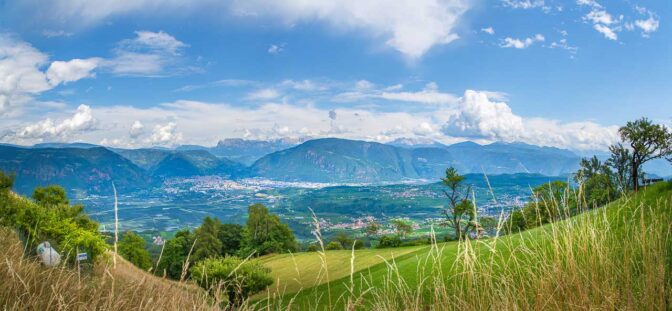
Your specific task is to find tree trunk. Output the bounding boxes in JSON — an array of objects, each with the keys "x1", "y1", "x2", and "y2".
[
  {"x1": 454, "y1": 216, "x2": 461, "y2": 240},
  {"x1": 632, "y1": 160, "x2": 639, "y2": 192}
]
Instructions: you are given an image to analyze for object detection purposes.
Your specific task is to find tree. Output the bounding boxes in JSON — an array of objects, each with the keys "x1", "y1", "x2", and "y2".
[
  {"x1": 364, "y1": 220, "x2": 380, "y2": 237},
  {"x1": 32, "y1": 185, "x2": 69, "y2": 206},
  {"x1": 618, "y1": 118, "x2": 672, "y2": 191},
  {"x1": 574, "y1": 156, "x2": 616, "y2": 207},
  {"x1": 240, "y1": 204, "x2": 297, "y2": 256},
  {"x1": 607, "y1": 143, "x2": 633, "y2": 192},
  {"x1": 156, "y1": 229, "x2": 194, "y2": 279},
  {"x1": 118, "y1": 231, "x2": 152, "y2": 270},
  {"x1": 440, "y1": 167, "x2": 477, "y2": 240},
  {"x1": 193, "y1": 217, "x2": 223, "y2": 261},
  {"x1": 0, "y1": 171, "x2": 14, "y2": 191},
  {"x1": 391, "y1": 219, "x2": 413, "y2": 239},
  {"x1": 218, "y1": 223, "x2": 243, "y2": 256},
  {"x1": 191, "y1": 256, "x2": 273, "y2": 306}
]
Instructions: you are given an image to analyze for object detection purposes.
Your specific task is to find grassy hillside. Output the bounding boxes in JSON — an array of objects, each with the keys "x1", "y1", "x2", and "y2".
[
  {"x1": 0, "y1": 228, "x2": 213, "y2": 310},
  {"x1": 252, "y1": 245, "x2": 427, "y2": 298},
  {"x1": 257, "y1": 182, "x2": 672, "y2": 309},
  {"x1": 1, "y1": 182, "x2": 669, "y2": 310}
]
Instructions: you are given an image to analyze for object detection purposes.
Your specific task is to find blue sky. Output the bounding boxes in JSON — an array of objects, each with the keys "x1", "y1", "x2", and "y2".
[{"x1": 0, "y1": 0, "x2": 669, "y2": 151}]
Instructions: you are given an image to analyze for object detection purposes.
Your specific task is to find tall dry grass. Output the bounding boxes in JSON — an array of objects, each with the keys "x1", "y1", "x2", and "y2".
[
  {"x1": 0, "y1": 228, "x2": 216, "y2": 311},
  {"x1": 322, "y1": 185, "x2": 672, "y2": 310}
]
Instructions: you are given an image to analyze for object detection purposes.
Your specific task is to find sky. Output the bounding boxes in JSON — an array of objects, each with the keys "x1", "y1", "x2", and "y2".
[{"x1": 0, "y1": 0, "x2": 670, "y2": 151}]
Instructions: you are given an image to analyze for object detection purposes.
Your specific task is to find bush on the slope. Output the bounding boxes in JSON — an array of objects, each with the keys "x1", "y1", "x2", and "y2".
[
  {"x1": 118, "y1": 231, "x2": 152, "y2": 270},
  {"x1": 190, "y1": 256, "x2": 273, "y2": 306}
]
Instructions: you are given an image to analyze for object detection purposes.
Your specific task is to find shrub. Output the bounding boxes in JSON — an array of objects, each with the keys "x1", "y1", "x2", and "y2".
[
  {"x1": 190, "y1": 256, "x2": 273, "y2": 306},
  {"x1": 118, "y1": 231, "x2": 152, "y2": 270},
  {"x1": 325, "y1": 241, "x2": 344, "y2": 250},
  {"x1": 377, "y1": 235, "x2": 402, "y2": 248}
]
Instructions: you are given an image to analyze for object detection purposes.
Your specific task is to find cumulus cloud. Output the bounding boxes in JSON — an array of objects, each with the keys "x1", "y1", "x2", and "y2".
[
  {"x1": 443, "y1": 90, "x2": 524, "y2": 140},
  {"x1": 148, "y1": 122, "x2": 182, "y2": 145},
  {"x1": 7, "y1": 104, "x2": 97, "y2": 142},
  {"x1": 500, "y1": 34, "x2": 544, "y2": 49},
  {"x1": 129, "y1": 120, "x2": 145, "y2": 138},
  {"x1": 46, "y1": 58, "x2": 101, "y2": 85},
  {"x1": 440, "y1": 90, "x2": 618, "y2": 150},
  {"x1": 0, "y1": 34, "x2": 97, "y2": 115}
]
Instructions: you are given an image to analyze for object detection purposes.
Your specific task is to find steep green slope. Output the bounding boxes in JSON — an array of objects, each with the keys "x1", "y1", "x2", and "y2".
[
  {"x1": 251, "y1": 138, "x2": 419, "y2": 182},
  {"x1": 0, "y1": 145, "x2": 150, "y2": 195},
  {"x1": 260, "y1": 182, "x2": 672, "y2": 309}
]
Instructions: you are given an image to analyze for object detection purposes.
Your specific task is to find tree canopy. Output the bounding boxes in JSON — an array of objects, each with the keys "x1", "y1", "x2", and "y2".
[{"x1": 618, "y1": 118, "x2": 672, "y2": 191}]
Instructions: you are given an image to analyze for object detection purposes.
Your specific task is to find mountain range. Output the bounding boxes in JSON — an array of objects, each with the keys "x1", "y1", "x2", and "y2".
[
  {"x1": 250, "y1": 138, "x2": 580, "y2": 182},
  {"x1": 4, "y1": 137, "x2": 662, "y2": 194}
]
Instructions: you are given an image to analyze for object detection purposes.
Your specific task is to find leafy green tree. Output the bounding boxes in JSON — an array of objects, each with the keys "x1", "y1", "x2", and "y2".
[
  {"x1": 190, "y1": 256, "x2": 273, "y2": 306},
  {"x1": 440, "y1": 167, "x2": 476, "y2": 240},
  {"x1": 574, "y1": 156, "x2": 616, "y2": 207},
  {"x1": 218, "y1": 223, "x2": 243, "y2": 256},
  {"x1": 156, "y1": 229, "x2": 194, "y2": 279},
  {"x1": 607, "y1": 143, "x2": 633, "y2": 192},
  {"x1": 618, "y1": 118, "x2": 672, "y2": 191},
  {"x1": 391, "y1": 219, "x2": 413, "y2": 239},
  {"x1": 193, "y1": 217, "x2": 223, "y2": 261},
  {"x1": 240, "y1": 204, "x2": 297, "y2": 256},
  {"x1": 118, "y1": 231, "x2": 152, "y2": 270},
  {"x1": 32, "y1": 185, "x2": 69, "y2": 206}
]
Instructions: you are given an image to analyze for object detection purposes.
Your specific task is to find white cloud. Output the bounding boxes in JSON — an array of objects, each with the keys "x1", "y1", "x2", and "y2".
[
  {"x1": 577, "y1": 1, "x2": 658, "y2": 41},
  {"x1": 593, "y1": 24, "x2": 617, "y2": 40},
  {"x1": 549, "y1": 38, "x2": 578, "y2": 54},
  {"x1": 268, "y1": 43, "x2": 285, "y2": 54},
  {"x1": 46, "y1": 58, "x2": 101, "y2": 85},
  {"x1": 8, "y1": 104, "x2": 97, "y2": 142},
  {"x1": 148, "y1": 122, "x2": 182, "y2": 146},
  {"x1": 129, "y1": 120, "x2": 145, "y2": 138},
  {"x1": 635, "y1": 17, "x2": 659, "y2": 36},
  {"x1": 377, "y1": 82, "x2": 458, "y2": 105},
  {"x1": 11, "y1": 0, "x2": 470, "y2": 59},
  {"x1": 443, "y1": 90, "x2": 524, "y2": 140},
  {"x1": 231, "y1": 0, "x2": 470, "y2": 59},
  {"x1": 105, "y1": 30, "x2": 187, "y2": 76},
  {"x1": 501, "y1": 0, "x2": 547, "y2": 10},
  {"x1": 246, "y1": 88, "x2": 280, "y2": 101},
  {"x1": 500, "y1": 34, "x2": 545, "y2": 49},
  {"x1": 584, "y1": 10, "x2": 615, "y2": 25},
  {"x1": 0, "y1": 34, "x2": 98, "y2": 115},
  {"x1": 481, "y1": 27, "x2": 495, "y2": 35},
  {"x1": 440, "y1": 90, "x2": 618, "y2": 150},
  {"x1": 126, "y1": 30, "x2": 187, "y2": 55}
]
